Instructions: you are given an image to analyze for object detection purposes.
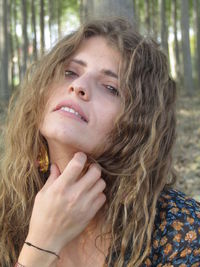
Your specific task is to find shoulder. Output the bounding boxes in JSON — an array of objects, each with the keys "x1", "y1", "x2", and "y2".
[{"x1": 144, "y1": 188, "x2": 200, "y2": 266}]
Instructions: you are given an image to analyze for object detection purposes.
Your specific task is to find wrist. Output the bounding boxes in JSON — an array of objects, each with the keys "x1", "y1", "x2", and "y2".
[{"x1": 18, "y1": 242, "x2": 58, "y2": 267}]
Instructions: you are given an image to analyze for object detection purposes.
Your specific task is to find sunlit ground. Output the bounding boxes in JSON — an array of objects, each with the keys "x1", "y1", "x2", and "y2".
[{"x1": 175, "y1": 93, "x2": 200, "y2": 201}]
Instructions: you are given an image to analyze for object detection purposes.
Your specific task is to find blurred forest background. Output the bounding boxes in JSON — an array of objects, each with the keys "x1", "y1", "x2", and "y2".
[{"x1": 0, "y1": 0, "x2": 200, "y2": 200}]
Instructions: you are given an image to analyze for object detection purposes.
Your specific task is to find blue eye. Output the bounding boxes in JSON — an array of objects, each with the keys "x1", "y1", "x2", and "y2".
[
  {"x1": 64, "y1": 70, "x2": 78, "y2": 77},
  {"x1": 104, "y1": 85, "x2": 119, "y2": 96}
]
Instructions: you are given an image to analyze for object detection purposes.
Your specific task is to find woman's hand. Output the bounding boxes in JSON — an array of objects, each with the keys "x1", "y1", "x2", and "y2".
[{"x1": 22, "y1": 152, "x2": 106, "y2": 261}]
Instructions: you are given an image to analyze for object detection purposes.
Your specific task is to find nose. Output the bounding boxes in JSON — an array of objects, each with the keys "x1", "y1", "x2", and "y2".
[{"x1": 68, "y1": 84, "x2": 90, "y2": 101}]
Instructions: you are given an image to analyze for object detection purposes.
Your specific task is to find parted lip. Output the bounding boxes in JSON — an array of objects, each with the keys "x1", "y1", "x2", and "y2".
[{"x1": 53, "y1": 100, "x2": 89, "y2": 122}]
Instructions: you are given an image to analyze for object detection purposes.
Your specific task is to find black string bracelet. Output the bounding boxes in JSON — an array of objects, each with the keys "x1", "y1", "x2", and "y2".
[{"x1": 25, "y1": 241, "x2": 60, "y2": 260}]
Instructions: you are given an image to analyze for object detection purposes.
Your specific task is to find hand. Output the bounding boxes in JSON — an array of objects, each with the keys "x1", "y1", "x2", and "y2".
[{"x1": 26, "y1": 152, "x2": 106, "y2": 254}]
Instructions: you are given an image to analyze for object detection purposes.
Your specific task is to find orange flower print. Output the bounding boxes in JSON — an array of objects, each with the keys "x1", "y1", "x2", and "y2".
[
  {"x1": 181, "y1": 207, "x2": 190, "y2": 215},
  {"x1": 161, "y1": 202, "x2": 168, "y2": 208},
  {"x1": 196, "y1": 211, "x2": 200, "y2": 219},
  {"x1": 169, "y1": 251, "x2": 178, "y2": 260},
  {"x1": 173, "y1": 233, "x2": 182, "y2": 242},
  {"x1": 160, "y1": 236, "x2": 168, "y2": 246},
  {"x1": 153, "y1": 254, "x2": 158, "y2": 261},
  {"x1": 164, "y1": 243, "x2": 172, "y2": 255},
  {"x1": 198, "y1": 227, "x2": 200, "y2": 234},
  {"x1": 163, "y1": 264, "x2": 173, "y2": 267},
  {"x1": 170, "y1": 207, "x2": 179, "y2": 214},
  {"x1": 193, "y1": 248, "x2": 200, "y2": 256},
  {"x1": 144, "y1": 258, "x2": 151, "y2": 266},
  {"x1": 185, "y1": 230, "x2": 197, "y2": 243},
  {"x1": 179, "y1": 264, "x2": 187, "y2": 267},
  {"x1": 160, "y1": 211, "x2": 166, "y2": 219},
  {"x1": 191, "y1": 264, "x2": 200, "y2": 267},
  {"x1": 180, "y1": 248, "x2": 192, "y2": 257},
  {"x1": 159, "y1": 221, "x2": 167, "y2": 231},
  {"x1": 172, "y1": 220, "x2": 183, "y2": 231},
  {"x1": 163, "y1": 194, "x2": 171, "y2": 199},
  {"x1": 153, "y1": 239, "x2": 159, "y2": 249},
  {"x1": 187, "y1": 216, "x2": 194, "y2": 225}
]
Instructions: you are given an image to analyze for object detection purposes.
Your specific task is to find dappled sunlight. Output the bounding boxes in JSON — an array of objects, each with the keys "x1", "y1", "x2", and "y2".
[{"x1": 175, "y1": 94, "x2": 200, "y2": 201}]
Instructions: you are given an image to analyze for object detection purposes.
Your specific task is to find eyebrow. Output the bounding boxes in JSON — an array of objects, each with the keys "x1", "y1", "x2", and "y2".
[{"x1": 71, "y1": 59, "x2": 118, "y2": 79}]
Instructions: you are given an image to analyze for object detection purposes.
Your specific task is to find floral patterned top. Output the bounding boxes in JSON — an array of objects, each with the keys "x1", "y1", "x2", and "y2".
[
  {"x1": 110, "y1": 189, "x2": 200, "y2": 266},
  {"x1": 141, "y1": 189, "x2": 200, "y2": 266}
]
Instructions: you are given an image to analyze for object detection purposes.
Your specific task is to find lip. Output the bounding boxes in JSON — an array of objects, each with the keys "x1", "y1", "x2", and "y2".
[{"x1": 53, "y1": 100, "x2": 88, "y2": 123}]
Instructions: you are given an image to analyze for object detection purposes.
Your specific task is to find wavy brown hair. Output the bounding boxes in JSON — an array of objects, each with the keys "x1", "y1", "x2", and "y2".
[{"x1": 0, "y1": 18, "x2": 176, "y2": 266}]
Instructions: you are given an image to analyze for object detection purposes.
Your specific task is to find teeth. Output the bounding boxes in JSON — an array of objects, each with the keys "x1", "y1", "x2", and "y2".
[{"x1": 60, "y1": 106, "x2": 84, "y2": 121}]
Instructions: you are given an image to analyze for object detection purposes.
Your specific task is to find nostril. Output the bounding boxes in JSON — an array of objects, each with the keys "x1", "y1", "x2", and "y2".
[{"x1": 80, "y1": 91, "x2": 85, "y2": 96}]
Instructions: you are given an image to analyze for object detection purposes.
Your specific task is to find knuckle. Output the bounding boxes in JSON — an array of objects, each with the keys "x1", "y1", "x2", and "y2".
[
  {"x1": 72, "y1": 160, "x2": 84, "y2": 170},
  {"x1": 90, "y1": 163, "x2": 101, "y2": 177},
  {"x1": 99, "y1": 179, "x2": 106, "y2": 189},
  {"x1": 98, "y1": 193, "x2": 106, "y2": 203},
  {"x1": 74, "y1": 152, "x2": 87, "y2": 162}
]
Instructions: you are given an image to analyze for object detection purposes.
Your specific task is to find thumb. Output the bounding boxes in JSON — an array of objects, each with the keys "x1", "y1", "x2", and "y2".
[{"x1": 43, "y1": 164, "x2": 60, "y2": 189}]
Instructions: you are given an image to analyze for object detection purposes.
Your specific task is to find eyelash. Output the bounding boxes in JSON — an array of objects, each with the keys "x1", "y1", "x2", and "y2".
[
  {"x1": 64, "y1": 70, "x2": 119, "y2": 97},
  {"x1": 103, "y1": 84, "x2": 119, "y2": 96},
  {"x1": 64, "y1": 70, "x2": 77, "y2": 77}
]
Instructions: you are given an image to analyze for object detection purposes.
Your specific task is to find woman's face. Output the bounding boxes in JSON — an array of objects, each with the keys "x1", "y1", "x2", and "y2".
[{"x1": 40, "y1": 36, "x2": 122, "y2": 156}]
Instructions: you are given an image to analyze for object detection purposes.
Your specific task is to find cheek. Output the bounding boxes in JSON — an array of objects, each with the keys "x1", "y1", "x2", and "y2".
[{"x1": 96, "y1": 109, "x2": 119, "y2": 135}]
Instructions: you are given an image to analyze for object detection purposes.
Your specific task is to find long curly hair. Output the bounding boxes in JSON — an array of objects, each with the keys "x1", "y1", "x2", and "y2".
[{"x1": 0, "y1": 18, "x2": 176, "y2": 266}]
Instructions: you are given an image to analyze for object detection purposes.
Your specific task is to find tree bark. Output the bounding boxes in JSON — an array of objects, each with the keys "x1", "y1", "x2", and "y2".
[
  {"x1": 160, "y1": 0, "x2": 169, "y2": 56},
  {"x1": 40, "y1": 0, "x2": 45, "y2": 55},
  {"x1": 57, "y1": 0, "x2": 62, "y2": 39},
  {"x1": 21, "y1": 0, "x2": 28, "y2": 77},
  {"x1": 48, "y1": 0, "x2": 53, "y2": 45},
  {"x1": 31, "y1": 0, "x2": 37, "y2": 61},
  {"x1": 144, "y1": 0, "x2": 151, "y2": 33},
  {"x1": 180, "y1": 0, "x2": 194, "y2": 95},
  {"x1": 0, "y1": 0, "x2": 11, "y2": 102},
  {"x1": 81, "y1": 0, "x2": 135, "y2": 25},
  {"x1": 14, "y1": 0, "x2": 21, "y2": 83},
  {"x1": 172, "y1": 0, "x2": 181, "y2": 82},
  {"x1": 151, "y1": 0, "x2": 158, "y2": 40}
]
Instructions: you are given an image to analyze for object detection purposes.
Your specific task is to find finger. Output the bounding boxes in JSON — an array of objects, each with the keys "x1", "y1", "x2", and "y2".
[
  {"x1": 77, "y1": 163, "x2": 101, "y2": 191},
  {"x1": 87, "y1": 178, "x2": 106, "y2": 201},
  {"x1": 89, "y1": 193, "x2": 106, "y2": 218},
  {"x1": 60, "y1": 152, "x2": 87, "y2": 185},
  {"x1": 42, "y1": 164, "x2": 60, "y2": 190}
]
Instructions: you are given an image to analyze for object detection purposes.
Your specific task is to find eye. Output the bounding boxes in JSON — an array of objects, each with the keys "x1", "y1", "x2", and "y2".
[
  {"x1": 104, "y1": 84, "x2": 119, "y2": 96},
  {"x1": 64, "y1": 70, "x2": 78, "y2": 77}
]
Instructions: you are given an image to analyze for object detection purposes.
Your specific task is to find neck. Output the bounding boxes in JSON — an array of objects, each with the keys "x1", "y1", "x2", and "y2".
[{"x1": 48, "y1": 140, "x2": 83, "y2": 173}]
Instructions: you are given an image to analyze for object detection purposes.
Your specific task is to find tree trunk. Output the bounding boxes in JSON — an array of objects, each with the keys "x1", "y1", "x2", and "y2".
[
  {"x1": 151, "y1": 0, "x2": 158, "y2": 40},
  {"x1": 40, "y1": 0, "x2": 45, "y2": 55},
  {"x1": 81, "y1": 0, "x2": 135, "y2": 24},
  {"x1": 180, "y1": 0, "x2": 194, "y2": 95},
  {"x1": 14, "y1": 0, "x2": 21, "y2": 83},
  {"x1": 194, "y1": 0, "x2": 200, "y2": 89},
  {"x1": 0, "y1": 0, "x2": 10, "y2": 102},
  {"x1": 10, "y1": 0, "x2": 14, "y2": 91},
  {"x1": 31, "y1": 0, "x2": 37, "y2": 61},
  {"x1": 21, "y1": 0, "x2": 28, "y2": 77},
  {"x1": 133, "y1": 0, "x2": 141, "y2": 32},
  {"x1": 57, "y1": 1, "x2": 62, "y2": 39},
  {"x1": 172, "y1": 0, "x2": 181, "y2": 82},
  {"x1": 144, "y1": 0, "x2": 151, "y2": 34},
  {"x1": 48, "y1": 0, "x2": 53, "y2": 45},
  {"x1": 160, "y1": 0, "x2": 169, "y2": 56}
]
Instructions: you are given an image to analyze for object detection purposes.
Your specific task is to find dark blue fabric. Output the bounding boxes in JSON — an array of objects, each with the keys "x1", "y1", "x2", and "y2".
[{"x1": 141, "y1": 189, "x2": 200, "y2": 266}]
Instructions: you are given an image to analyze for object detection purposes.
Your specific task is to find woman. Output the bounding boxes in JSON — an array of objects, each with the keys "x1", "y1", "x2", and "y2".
[{"x1": 0, "y1": 18, "x2": 199, "y2": 267}]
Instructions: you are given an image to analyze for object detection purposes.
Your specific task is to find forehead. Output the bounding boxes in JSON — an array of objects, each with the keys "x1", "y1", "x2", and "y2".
[{"x1": 71, "y1": 36, "x2": 121, "y2": 68}]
